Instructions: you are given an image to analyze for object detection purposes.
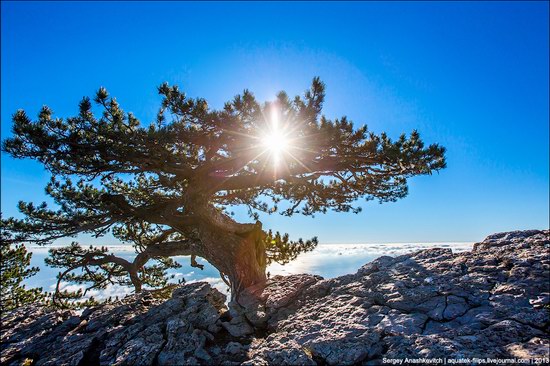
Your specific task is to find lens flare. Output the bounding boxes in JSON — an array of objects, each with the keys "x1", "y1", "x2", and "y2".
[{"x1": 262, "y1": 131, "x2": 288, "y2": 155}]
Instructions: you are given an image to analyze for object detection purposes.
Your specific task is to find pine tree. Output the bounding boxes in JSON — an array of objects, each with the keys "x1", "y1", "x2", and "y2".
[
  {"x1": 0, "y1": 229, "x2": 43, "y2": 311},
  {"x1": 1, "y1": 78, "x2": 446, "y2": 308}
]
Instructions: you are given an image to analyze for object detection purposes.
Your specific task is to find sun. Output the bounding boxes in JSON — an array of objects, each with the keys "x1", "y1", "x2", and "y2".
[
  {"x1": 262, "y1": 130, "x2": 288, "y2": 155},
  {"x1": 258, "y1": 105, "x2": 292, "y2": 166}
]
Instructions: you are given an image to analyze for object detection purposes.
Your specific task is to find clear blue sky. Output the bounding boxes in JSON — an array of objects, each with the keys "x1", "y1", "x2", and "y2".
[{"x1": 1, "y1": 1, "x2": 548, "y2": 244}]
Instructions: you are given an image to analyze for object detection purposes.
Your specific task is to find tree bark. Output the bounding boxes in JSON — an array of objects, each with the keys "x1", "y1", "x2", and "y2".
[{"x1": 194, "y1": 206, "x2": 267, "y2": 304}]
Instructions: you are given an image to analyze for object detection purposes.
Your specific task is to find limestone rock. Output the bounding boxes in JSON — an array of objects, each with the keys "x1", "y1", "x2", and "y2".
[
  {"x1": 221, "y1": 316, "x2": 255, "y2": 338},
  {"x1": 2, "y1": 230, "x2": 549, "y2": 365},
  {"x1": 247, "y1": 229, "x2": 550, "y2": 364},
  {"x1": 1, "y1": 282, "x2": 236, "y2": 366}
]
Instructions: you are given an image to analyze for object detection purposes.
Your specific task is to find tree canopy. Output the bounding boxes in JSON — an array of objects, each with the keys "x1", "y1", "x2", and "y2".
[{"x1": 1, "y1": 78, "x2": 446, "y2": 304}]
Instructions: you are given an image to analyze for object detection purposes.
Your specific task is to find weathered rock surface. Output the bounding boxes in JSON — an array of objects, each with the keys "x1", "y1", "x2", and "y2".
[
  {"x1": 1, "y1": 230, "x2": 549, "y2": 365},
  {"x1": 248, "y1": 229, "x2": 550, "y2": 365},
  {"x1": 1, "y1": 283, "x2": 246, "y2": 366}
]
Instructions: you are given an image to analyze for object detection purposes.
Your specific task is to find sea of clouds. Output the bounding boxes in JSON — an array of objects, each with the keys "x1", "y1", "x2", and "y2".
[{"x1": 26, "y1": 242, "x2": 473, "y2": 301}]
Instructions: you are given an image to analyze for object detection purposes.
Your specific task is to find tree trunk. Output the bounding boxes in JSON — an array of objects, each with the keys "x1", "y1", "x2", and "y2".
[
  {"x1": 201, "y1": 226, "x2": 267, "y2": 302},
  {"x1": 129, "y1": 269, "x2": 142, "y2": 293},
  {"x1": 194, "y1": 207, "x2": 267, "y2": 304}
]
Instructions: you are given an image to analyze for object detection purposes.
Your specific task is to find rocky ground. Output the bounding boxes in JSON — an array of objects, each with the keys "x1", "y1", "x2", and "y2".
[{"x1": 1, "y1": 230, "x2": 549, "y2": 365}]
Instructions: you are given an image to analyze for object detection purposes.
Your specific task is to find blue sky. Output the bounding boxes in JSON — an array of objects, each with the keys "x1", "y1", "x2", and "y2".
[{"x1": 1, "y1": 1, "x2": 548, "y2": 244}]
